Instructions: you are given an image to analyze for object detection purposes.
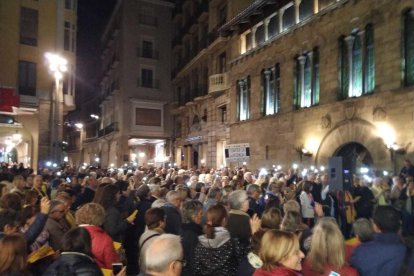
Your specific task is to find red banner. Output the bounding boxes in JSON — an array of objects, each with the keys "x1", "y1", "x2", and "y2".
[{"x1": 0, "y1": 87, "x2": 19, "y2": 112}]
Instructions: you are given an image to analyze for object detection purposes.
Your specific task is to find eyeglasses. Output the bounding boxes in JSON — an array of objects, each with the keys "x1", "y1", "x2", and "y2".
[{"x1": 175, "y1": 259, "x2": 186, "y2": 267}]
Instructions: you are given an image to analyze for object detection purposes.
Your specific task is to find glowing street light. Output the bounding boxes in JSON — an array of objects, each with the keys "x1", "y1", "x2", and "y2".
[
  {"x1": 74, "y1": 123, "x2": 83, "y2": 129},
  {"x1": 45, "y1": 52, "x2": 68, "y2": 164}
]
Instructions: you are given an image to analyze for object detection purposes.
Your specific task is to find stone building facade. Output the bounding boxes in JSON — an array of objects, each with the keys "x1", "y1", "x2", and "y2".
[
  {"x1": 0, "y1": 0, "x2": 77, "y2": 170},
  {"x1": 219, "y1": 0, "x2": 414, "y2": 173},
  {"x1": 171, "y1": 0, "x2": 252, "y2": 169},
  {"x1": 71, "y1": 0, "x2": 174, "y2": 168}
]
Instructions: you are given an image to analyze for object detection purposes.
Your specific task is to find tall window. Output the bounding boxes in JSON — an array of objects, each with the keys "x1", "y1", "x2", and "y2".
[
  {"x1": 338, "y1": 24, "x2": 375, "y2": 99},
  {"x1": 142, "y1": 40, "x2": 154, "y2": 58},
  {"x1": 299, "y1": 0, "x2": 313, "y2": 21},
  {"x1": 237, "y1": 77, "x2": 250, "y2": 121},
  {"x1": 403, "y1": 9, "x2": 414, "y2": 86},
  {"x1": 294, "y1": 48, "x2": 319, "y2": 109},
  {"x1": 64, "y1": 21, "x2": 71, "y2": 51},
  {"x1": 261, "y1": 64, "x2": 281, "y2": 115},
  {"x1": 255, "y1": 24, "x2": 265, "y2": 46},
  {"x1": 18, "y1": 61, "x2": 37, "y2": 96},
  {"x1": 20, "y1": 7, "x2": 38, "y2": 46},
  {"x1": 141, "y1": 69, "x2": 153, "y2": 88},
  {"x1": 246, "y1": 32, "x2": 252, "y2": 51},
  {"x1": 268, "y1": 15, "x2": 279, "y2": 38},
  {"x1": 282, "y1": 3, "x2": 295, "y2": 31}
]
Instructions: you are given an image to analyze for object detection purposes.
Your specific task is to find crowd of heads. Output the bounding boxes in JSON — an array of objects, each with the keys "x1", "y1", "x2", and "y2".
[{"x1": 0, "y1": 159, "x2": 413, "y2": 275}]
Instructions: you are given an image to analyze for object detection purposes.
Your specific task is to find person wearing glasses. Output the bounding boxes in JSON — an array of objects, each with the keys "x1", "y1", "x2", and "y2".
[{"x1": 45, "y1": 199, "x2": 71, "y2": 251}]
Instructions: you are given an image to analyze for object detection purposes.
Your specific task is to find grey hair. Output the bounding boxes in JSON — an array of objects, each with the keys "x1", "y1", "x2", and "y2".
[
  {"x1": 228, "y1": 190, "x2": 247, "y2": 210},
  {"x1": 246, "y1": 184, "x2": 260, "y2": 195},
  {"x1": 181, "y1": 200, "x2": 203, "y2": 223},
  {"x1": 49, "y1": 199, "x2": 65, "y2": 214},
  {"x1": 152, "y1": 199, "x2": 167, "y2": 208},
  {"x1": 166, "y1": 190, "x2": 180, "y2": 203},
  {"x1": 353, "y1": 218, "x2": 374, "y2": 242},
  {"x1": 144, "y1": 234, "x2": 183, "y2": 273}
]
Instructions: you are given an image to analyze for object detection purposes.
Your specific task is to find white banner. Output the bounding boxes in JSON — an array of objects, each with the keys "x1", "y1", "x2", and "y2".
[{"x1": 225, "y1": 143, "x2": 250, "y2": 163}]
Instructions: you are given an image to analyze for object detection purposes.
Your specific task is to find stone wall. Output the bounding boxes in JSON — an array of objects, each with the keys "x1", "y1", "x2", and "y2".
[{"x1": 227, "y1": 0, "x2": 414, "y2": 170}]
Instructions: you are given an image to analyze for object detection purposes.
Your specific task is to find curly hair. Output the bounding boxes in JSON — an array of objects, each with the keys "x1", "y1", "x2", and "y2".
[{"x1": 75, "y1": 203, "x2": 106, "y2": 226}]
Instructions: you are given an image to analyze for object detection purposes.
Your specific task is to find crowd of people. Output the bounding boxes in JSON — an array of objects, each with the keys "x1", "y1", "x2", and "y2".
[{"x1": 1, "y1": 160, "x2": 414, "y2": 275}]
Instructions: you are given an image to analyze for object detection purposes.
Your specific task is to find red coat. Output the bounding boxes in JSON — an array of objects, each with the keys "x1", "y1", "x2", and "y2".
[
  {"x1": 302, "y1": 258, "x2": 358, "y2": 276},
  {"x1": 81, "y1": 225, "x2": 119, "y2": 269},
  {"x1": 253, "y1": 267, "x2": 302, "y2": 276}
]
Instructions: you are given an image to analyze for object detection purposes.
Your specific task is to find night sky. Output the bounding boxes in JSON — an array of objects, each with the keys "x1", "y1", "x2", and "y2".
[{"x1": 75, "y1": 0, "x2": 117, "y2": 110}]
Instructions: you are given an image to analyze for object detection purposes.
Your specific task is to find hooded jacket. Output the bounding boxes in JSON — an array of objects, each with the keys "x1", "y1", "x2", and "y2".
[
  {"x1": 42, "y1": 252, "x2": 103, "y2": 276},
  {"x1": 193, "y1": 227, "x2": 245, "y2": 276}
]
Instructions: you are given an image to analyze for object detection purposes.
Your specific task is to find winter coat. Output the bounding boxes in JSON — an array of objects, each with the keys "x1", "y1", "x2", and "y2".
[
  {"x1": 193, "y1": 227, "x2": 245, "y2": 276},
  {"x1": 163, "y1": 204, "x2": 182, "y2": 235},
  {"x1": 80, "y1": 225, "x2": 119, "y2": 269},
  {"x1": 103, "y1": 206, "x2": 128, "y2": 242},
  {"x1": 42, "y1": 252, "x2": 103, "y2": 276},
  {"x1": 180, "y1": 222, "x2": 203, "y2": 276},
  {"x1": 253, "y1": 266, "x2": 302, "y2": 276}
]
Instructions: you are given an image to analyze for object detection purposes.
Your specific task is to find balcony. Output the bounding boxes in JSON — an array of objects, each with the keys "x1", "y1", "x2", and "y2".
[
  {"x1": 98, "y1": 122, "x2": 118, "y2": 137},
  {"x1": 137, "y1": 48, "x2": 159, "y2": 59},
  {"x1": 63, "y1": 94, "x2": 75, "y2": 113},
  {"x1": 209, "y1": 73, "x2": 229, "y2": 94}
]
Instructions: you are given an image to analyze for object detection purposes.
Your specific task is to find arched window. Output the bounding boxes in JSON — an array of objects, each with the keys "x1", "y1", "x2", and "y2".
[
  {"x1": 299, "y1": 0, "x2": 313, "y2": 21},
  {"x1": 403, "y1": 9, "x2": 414, "y2": 86},
  {"x1": 338, "y1": 24, "x2": 375, "y2": 99}
]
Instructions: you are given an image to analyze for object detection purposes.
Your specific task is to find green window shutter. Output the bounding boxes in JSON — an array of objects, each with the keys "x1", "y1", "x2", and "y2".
[
  {"x1": 352, "y1": 35, "x2": 363, "y2": 96},
  {"x1": 404, "y1": 10, "x2": 414, "y2": 86},
  {"x1": 247, "y1": 76, "x2": 251, "y2": 120},
  {"x1": 313, "y1": 48, "x2": 320, "y2": 105},
  {"x1": 275, "y1": 63, "x2": 281, "y2": 113},
  {"x1": 338, "y1": 37, "x2": 349, "y2": 100},
  {"x1": 260, "y1": 71, "x2": 266, "y2": 116},
  {"x1": 293, "y1": 59, "x2": 300, "y2": 109},
  {"x1": 364, "y1": 24, "x2": 375, "y2": 93},
  {"x1": 304, "y1": 57, "x2": 312, "y2": 107},
  {"x1": 236, "y1": 81, "x2": 241, "y2": 121}
]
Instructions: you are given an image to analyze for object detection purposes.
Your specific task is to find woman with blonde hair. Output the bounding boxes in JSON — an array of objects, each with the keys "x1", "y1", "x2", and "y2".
[
  {"x1": 75, "y1": 202, "x2": 120, "y2": 269},
  {"x1": 0, "y1": 233, "x2": 28, "y2": 275},
  {"x1": 302, "y1": 218, "x2": 358, "y2": 276},
  {"x1": 254, "y1": 230, "x2": 304, "y2": 276}
]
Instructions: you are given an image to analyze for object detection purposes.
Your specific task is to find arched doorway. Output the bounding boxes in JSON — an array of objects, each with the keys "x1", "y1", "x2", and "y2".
[{"x1": 334, "y1": 142, "x2": 374, "y2": 175}]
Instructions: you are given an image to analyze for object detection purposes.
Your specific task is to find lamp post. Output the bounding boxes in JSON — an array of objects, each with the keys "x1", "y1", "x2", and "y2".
[{"x1": 45, "y1": 52, "x2": 67, "y2": 164}]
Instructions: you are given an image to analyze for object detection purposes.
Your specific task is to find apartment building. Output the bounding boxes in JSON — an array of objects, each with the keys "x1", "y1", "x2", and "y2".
[
  {"x1": 219, "y1": 0, "x2": 414, "y2": 173},
  {"x1": 74, "y1": 0, "x2": 174, "y2": 168},
  {"x1": 171, "y1": 0, "x2": 253, "y2": 169},
  {"x1": 0, "y1": 0, "x2": 77, "y2": 170}
]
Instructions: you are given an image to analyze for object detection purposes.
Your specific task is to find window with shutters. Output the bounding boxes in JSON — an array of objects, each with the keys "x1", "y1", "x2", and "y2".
[
  {"x1": 18, "y1": 61, "x2": 37, "y2": 96},
  {"x1": 403, "y1": 9, "x2": 414, "y2": 87},
  {"x1": 20, "y1": 7, "x2": 38, "y2": 46}
]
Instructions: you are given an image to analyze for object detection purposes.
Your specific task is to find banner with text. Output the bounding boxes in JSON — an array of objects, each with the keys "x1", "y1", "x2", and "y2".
[{"x1": 225, "y1": 143, "x2": 250, "y2": 163}]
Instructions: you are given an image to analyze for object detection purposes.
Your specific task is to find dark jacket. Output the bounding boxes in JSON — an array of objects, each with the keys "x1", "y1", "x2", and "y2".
[
  {"x1": 351, "y1": 233, "x2": 406, "y2": 276},
  {"x1": 227, "y1": 209, "x2": 251, "y2": 245},
  {"x1": 103, "y1": 206, "x2": 128, "y2": 242},
  {"x1": 193, "y1": 227, "x2": 245, "y2": 276},
  {"x1": 163, "y1": 204, "x2": 182, "y2": 235},
  {"x1": 45, "y1": 218, "x2": 71, "y2": 251},
  {"x1": 16, "y1": 213, "x2": 48, "y2": 245},
  {"x1": 181, "y1": 222, "x2": 203, "y2": 276},
  {"x1": 248, "y1": 197, "x2": 263, "y2": 217},
  {"x1": 42, "y1": 252, "x2": 103, "y2": 276}
]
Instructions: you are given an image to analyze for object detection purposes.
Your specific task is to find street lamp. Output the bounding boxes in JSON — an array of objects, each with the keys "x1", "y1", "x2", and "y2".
[{"x1": 45, "y1": 52, "x2": 67, "y2": 165}]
